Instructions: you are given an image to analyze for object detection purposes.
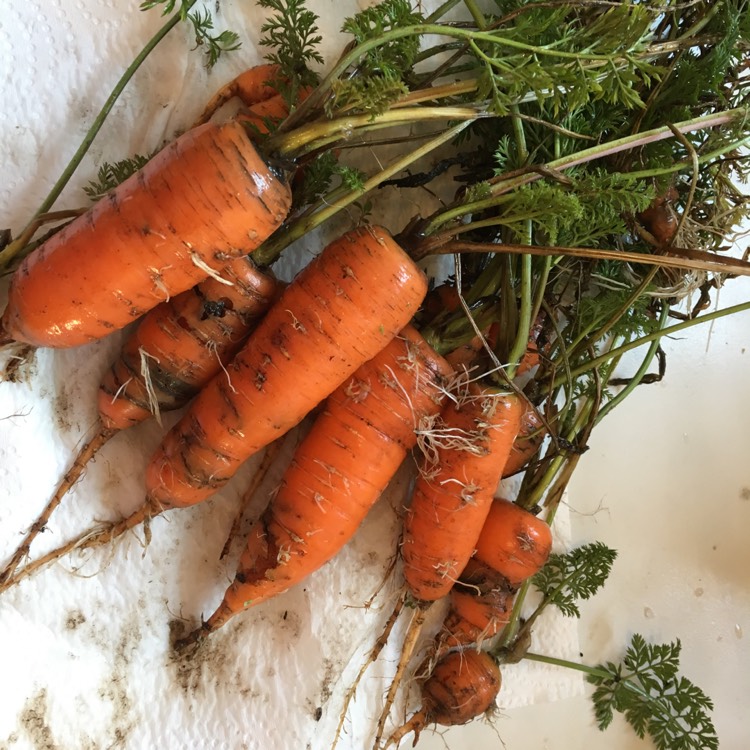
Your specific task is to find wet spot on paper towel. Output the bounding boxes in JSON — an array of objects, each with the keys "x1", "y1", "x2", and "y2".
[{"x1": 740, "y1": 487, "x2": 750, "y2": 500}]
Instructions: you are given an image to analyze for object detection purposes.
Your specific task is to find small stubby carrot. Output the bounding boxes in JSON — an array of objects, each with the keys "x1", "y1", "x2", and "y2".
[
  {"x1": 383, "y1": 650, "x2": 502, "y2": 749},
  {"x1": 437, "y1": 558, "x2": 516, "y2": 653},
  {"x1": 0, "y1": 118, "x2": 292, "y2": 349},
  {"x1": 175, "y1": 324, "x2": 453, "y2": 647},
  {"x1": 194, "y1": 63, "x2": 281, "y2": 126},
  {"x1": 146, "y1": 224, "x2": 428, "y2": 510},
  {"x1": 473, "y1": 496, "x2": 553, "y2": 587},
  {"x1": 502, "y1": 399, "x2": 546, "y2": 478},
  {"x1": 401, "y1": 385, "x2": 524, "y2": 602}
]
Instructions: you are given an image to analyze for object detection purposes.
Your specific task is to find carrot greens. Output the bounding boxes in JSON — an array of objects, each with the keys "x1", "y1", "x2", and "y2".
[{"x1": 526, "y1": 636, "x2": 719, "y2": 750}]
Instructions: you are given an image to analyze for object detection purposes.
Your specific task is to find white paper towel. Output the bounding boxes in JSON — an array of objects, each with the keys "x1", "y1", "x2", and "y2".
[{"x1": 0, "y1": 2, "x2": 583, "y2": 749}]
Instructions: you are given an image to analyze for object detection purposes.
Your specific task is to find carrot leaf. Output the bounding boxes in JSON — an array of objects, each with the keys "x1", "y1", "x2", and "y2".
[
  {"x1": 531, "y1": 541, "x2": 617, "y2": 618},
  {"x1": 187, "y1": 9, "x2": 241, "y2": 69},
  {"x1": 587, "y1": 634, "x2": 718, "y2": 750},
  {"x1": 259, "y1": 0, "x2": 324, "y2": 104},
  {"x1": 83, "y1": 154, "x2": 154, "y2": 201}
]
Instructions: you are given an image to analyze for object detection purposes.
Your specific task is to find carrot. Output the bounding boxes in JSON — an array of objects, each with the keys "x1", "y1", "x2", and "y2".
[
  {"x1": 473, "y1": 496, "x2": 553, "y2": 586},
  {"x1": 175, "y1": 323, "x2": 453, "y2": 647},
  {"x1": 383, "y1": 649, "x2": 501, "y2": 749},
  {"x1": 0, "y1": 225, "x2": 428, "y2": 592},
  {"x1": 401, "y1": 385, "x2": 524, "y2": 602},
  {"x1": 0, "y1": 118, "x2": 292, "y2": 349},
  {"x1": 194, "y1": 63, "x2": 281, "y2": 126},
  {"x1": 146, "y1": 224, "x2": 428, "y2": 510},
  {"x1": 372, "y1": 383, "x2": 522, "y2": 747},
  {"x1": 501, "y1": 399, "x2": 546, "y2": 478},
  {"x1": 0, "y1": 86, "x2": 289, "y2": 586},
  {"x1": 437, "y1": 558, "x2": 516, "y2": 653}
]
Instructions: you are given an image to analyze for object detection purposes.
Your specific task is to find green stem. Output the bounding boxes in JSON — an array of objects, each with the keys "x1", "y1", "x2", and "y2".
[
  {"x1": 595, "y1": 305, "x2": 670, "y2": 423},
  {"x1": 566, "y1": 267, "x2": 659, "y2": 359},
  {"x1": 418, "y1": 108, "x2": 746, "y2": 237},
  {"x1": 524, "y1": 652, "x2": 612, "y2": 681},
  {"x1": 267, "y1": 105, "x2": 487, "y2": 158},
  {"x1": 558, "y1": 300, "x2": 750, "y2": 387},
  {"x1": 0, "y1": 2, "x2": 197, "y2": 270},
  {"x1": 281, "y1": 21, "x2": 658, "y2": 132},
  {"x1": 251, "y1": 120, "x2": 474, "y2": 266}
]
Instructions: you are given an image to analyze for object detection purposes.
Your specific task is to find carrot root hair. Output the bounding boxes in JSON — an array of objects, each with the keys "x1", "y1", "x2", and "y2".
[
  {"x1": 0, "y1": 499, "x2": 158, "y2": 594},
  {"x1": 0, "y1": 426, "x2": 116, "y2": 586},
  {"x1": 373, "y1": 602, "x2": 431, "y2": 749},
  {"x1": 332, "y1": 591, "x2": 407, "y2": 750}
]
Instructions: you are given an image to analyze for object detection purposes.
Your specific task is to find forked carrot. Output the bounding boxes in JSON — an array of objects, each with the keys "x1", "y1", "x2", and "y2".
[
  {"x1": 401, "y1": 385, "x2": 524, "y2": 602},
  {"x1": 175, "y1": 323, "x2": 453, "y2": 648},
  {"x1": 372, "y1": 383, "x2": 523, "y2": 747}
]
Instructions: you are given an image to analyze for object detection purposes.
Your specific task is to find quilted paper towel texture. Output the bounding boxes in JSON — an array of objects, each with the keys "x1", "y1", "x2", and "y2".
[{"x1": 0, "y1": 2, "x2": 582, "y2": 749}]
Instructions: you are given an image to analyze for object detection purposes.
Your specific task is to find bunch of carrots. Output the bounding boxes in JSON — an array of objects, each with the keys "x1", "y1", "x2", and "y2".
[{"x1": 1, "y1": 0, "x2": 750, "y2": 747}]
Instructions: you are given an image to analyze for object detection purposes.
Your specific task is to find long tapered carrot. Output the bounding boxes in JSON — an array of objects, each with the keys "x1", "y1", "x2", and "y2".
[
  {"x1": 176, "y1": 323, "x2": 453, "y2": 647},
  {"x1": 0, "y1": 225, "x2": 428, "y2": 592},
  {"x1": 0, "y1": 85, "x2": 288, "y2": 585},
  {"x1": 146, "y1": 224, "x2": 428, "y2": 510},
  {"x1": 0, "y1": 118, "x2": 292, "y2": 348}
]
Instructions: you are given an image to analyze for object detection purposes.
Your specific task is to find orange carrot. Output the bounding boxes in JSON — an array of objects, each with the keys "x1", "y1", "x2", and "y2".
[
  {"x1": 194, "y1": 63, "x2": 281, "y2": 125},
  {"x1": 175, "y1": 324, "x2": 453, "y2": 647},
  {"x1": 401, "y1": 385, "x2": 524, "y2": 602},
  {"x1": 372, "y1": 383, "x2": 522, "y2": 747},
  {"x1": 437, "y1": 558, "x2": 516, "y2": 652},
  {"x1": 501, "y1": 399, "x2": 546, "y2": 478},
  {"x1": 146, "y1": 225, "x2": 428, "y2": 510},
  {"x1": 384, "y1": 650, "x2": 502, "y2": 748},
  {"x1": 473, "y1": 496, "x2": 553, "y2": 586},
  {"x1": 0, "y1": 119, "x2": 292, "y2": 349},
  {"x1": 0, "y1": 88, "x2": 289, "y2": 586},
  {"x1": 0, "y1": 225, "x2": 428, "y2": 593}
]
